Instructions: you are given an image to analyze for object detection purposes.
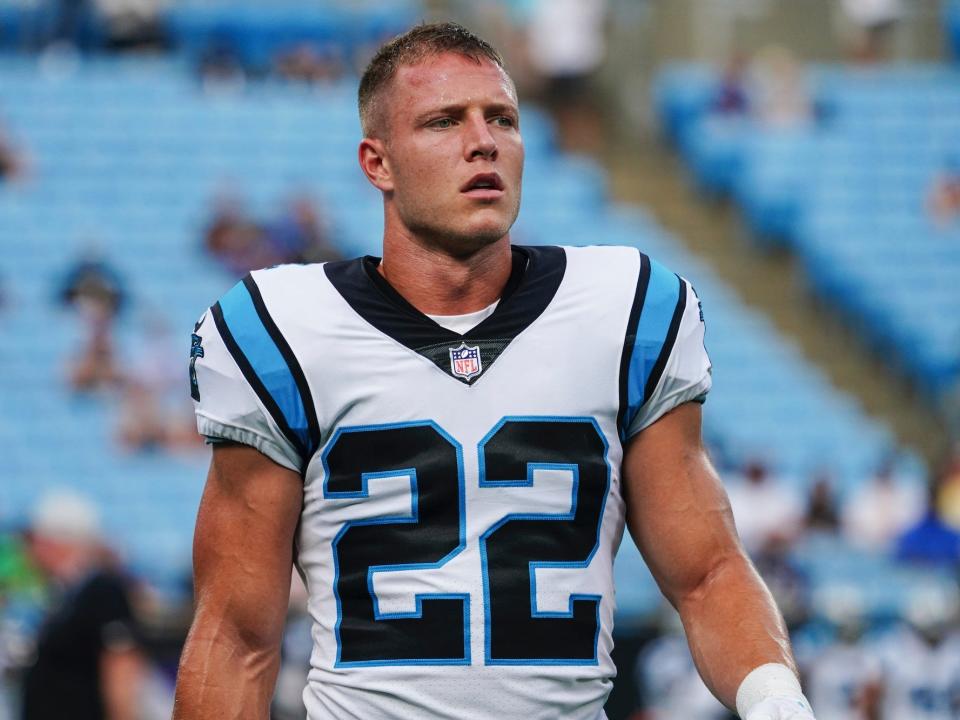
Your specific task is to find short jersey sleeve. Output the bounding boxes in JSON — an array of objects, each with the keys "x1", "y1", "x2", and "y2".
[
  {"x1": 189, "y1": 275, "x2": 320, "y2": 474},
  {"x1": 622, "y1": 259, "x2": 712, "y2": 439}
]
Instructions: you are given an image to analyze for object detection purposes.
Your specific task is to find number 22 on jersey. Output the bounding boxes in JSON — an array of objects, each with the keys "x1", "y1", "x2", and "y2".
[{"x1": 322, "y1": 416, "x2": 610, "y2": 667}]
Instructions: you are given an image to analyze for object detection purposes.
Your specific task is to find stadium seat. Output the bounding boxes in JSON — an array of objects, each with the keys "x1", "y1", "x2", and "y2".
[{"x1": 658, "y1": 61, "x2": 960, "y2": 400}]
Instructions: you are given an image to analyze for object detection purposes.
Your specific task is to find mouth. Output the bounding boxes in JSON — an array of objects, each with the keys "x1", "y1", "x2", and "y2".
[{"x1": 461, "y1": 173, "x2": 505, "y2": 199}]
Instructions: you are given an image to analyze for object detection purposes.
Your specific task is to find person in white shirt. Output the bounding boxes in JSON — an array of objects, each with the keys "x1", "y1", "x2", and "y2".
[{"x1": 843, "y1": 461, "x2": 924, "y2": 550}]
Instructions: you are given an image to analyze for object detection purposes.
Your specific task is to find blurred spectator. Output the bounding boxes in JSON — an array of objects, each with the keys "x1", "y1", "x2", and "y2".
[
  {"x1": 198, "y1": 44, "x2": 246, "y2": 96},
  {"x1": 710, "y1": 54, "x2": 750, "y2": 118},
  {"x1": 752, "y1": 537, "x2": 810, "y2": 628},
  {"x1": 274, "y1": 43, "x2": 344, "y2": 85},
  {"x1": 202, "y1": 192, "x2": 269, "y2": 275},
  {"x1": 93, "y1": 0, "x2": 166, "y2": 51},
  {"x1": 58, "y1": 252, "x2": 126, "y2": 316},
  {"x1": 20, "y1": 490, "x2": 145, "y2": 720},
  {"x1": 937, "y1": 447, "x2": 960, "y2": 530},
  {"x1": 725, "y1": 460, "x2": 804, "y2": 554},
  {"x1": 204, "y1": 191, "x2": 339, "y2": 275},
  {"x1": 872, "y1": 588, "x2": 960, "y2": 719},
  {"x1": 927, "y1": 155, "x2": 960, "y2": 228},
  {"x1": 633, "y1": 618, "x2": 731, "y2": 720},
  {"x1": 894, "y1": 482, "x2": 960, "y2": 568},
  {"x1": 58, "y1": 251, "x2": 126, "y2": 392},
  {"x1": 1, "y1": 535, "x2": 36, "y2": 599},
  {"x1": 805, "y1": 595, "x2": 882, "y2": 720},
  {"x1": 804, "y1": 473, "x2": 841, "y2": 534},
  {"x1": 749, "y1": 45, "x2": 813, "y2": 129},
  {"x1": 840, "y1": 0, "x2": 903, "y2": 63},
  {"x1": 843, "y1": 460, "x2": 924, "y2": 550},
  {"x1": 0, "y1": 122, "x2": 25, "y2": 182},
  {"x1": 117, "y1": 313, "x2": 200, "y2": 453},
  {"x1": 1, "y1": 532, "x2": 45, "y2": 720},
  {"x1": 525, "y1": 0, "x2": 608, "y2": 152},
  {"x1": 264, "y1": 194, "x2": 340, "y2": 265}
]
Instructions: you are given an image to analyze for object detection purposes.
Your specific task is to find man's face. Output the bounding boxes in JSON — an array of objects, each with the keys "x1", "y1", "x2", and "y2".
[{"x1": 376, "y1": 53, "x2": 523, "y2": 254}]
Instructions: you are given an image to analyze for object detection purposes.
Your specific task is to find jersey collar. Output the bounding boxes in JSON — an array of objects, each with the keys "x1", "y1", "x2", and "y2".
[{"x1": 324, "y1": 245, "x2": 566, "y2": 385}]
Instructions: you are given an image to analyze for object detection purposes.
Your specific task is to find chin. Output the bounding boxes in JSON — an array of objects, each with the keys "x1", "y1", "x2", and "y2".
[
  {"x1": 466, "y1": 208, "x2": 516, "y2": 239},
  {"x1": 426, "y1": 224, "x2": 507, "y2": 257},
  {"x1": 466, "y1": 220, "x2": 512, "y2": 245},
  {"x1": 406, "y1": 206, "x2": 517, "y2": 255}
]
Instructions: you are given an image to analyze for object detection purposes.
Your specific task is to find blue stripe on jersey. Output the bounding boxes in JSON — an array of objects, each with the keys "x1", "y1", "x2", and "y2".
[
  {"x1": 624, "y1": 259, "x2": 682, "y2": 431},
  {"x1": 218, "y1": 280, "x2": 312, "y2": 453}
]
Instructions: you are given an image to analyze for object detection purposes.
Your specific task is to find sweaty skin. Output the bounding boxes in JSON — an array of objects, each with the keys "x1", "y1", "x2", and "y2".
[{"x1": 173, "y1": 50, "x2": 800, "y2": 719}]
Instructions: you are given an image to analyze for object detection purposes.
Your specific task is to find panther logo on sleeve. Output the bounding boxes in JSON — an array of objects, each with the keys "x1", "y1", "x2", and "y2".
[{"x1": 189, "y1": 319, "x2": 206, "y2": 402}]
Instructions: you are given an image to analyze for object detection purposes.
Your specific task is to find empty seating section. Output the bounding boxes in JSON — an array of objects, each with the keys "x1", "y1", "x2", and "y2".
[
  {"x1": 166, "y1": 0, "x2": 421, "y2": 70},
  {"x1": 0, "y1": 0, "x2": 420, "y2": 62},
  {"x1": 0, "y1": 57, "x2": 925, "y2": 616},
  {"x1": 656, "y1": 63, "x2": 960, "y2": 399}
]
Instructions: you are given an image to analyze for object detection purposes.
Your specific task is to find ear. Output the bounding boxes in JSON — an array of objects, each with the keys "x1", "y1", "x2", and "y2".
[{"x1": 358, "y1": 137, "x2": 394, "y2": 192}]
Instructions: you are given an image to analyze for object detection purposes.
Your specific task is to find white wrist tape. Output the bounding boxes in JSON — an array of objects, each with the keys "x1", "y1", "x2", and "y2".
[{"x1": 736, "y1": 663, "x2": 811, "y2": 719}]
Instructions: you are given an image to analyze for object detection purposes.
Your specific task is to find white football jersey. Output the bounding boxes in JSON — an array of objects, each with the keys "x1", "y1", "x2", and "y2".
[
  {"x1": 636, "y1": 634, "x2": 729, "y2": 719},
  {"x1": 873, "y1": 626, "x2": 960, "y2": 720},
  {"x1": 805, "y1": 640, "x2": 881, "y2": 720},
  {"x1": 190, "y1": 245, "x2": 712, "y2": 720}
]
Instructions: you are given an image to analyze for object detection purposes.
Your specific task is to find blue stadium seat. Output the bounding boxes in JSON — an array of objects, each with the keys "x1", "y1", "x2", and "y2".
[{"x1": 659, "y1": 61, "x2": 960, "y2": 399}]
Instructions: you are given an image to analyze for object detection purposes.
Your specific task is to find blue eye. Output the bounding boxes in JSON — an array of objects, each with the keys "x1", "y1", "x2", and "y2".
[
  {"x1": 430, "y1": 118, "x2": 455, "y2": 129},
  {"x1": 494, "y1": 116, "x2": 515, "y2": 128}
]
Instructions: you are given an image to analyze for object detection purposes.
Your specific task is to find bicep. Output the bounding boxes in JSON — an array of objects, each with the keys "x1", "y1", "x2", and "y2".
[
  {"x1": 191, "y1": 442, "x2": 303, "y2": 649},
  {"x1": 622, "y1": 402, "x2": 743, "y2": 606}
]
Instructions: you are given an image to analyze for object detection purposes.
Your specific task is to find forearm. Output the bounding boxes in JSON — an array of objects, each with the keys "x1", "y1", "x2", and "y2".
[
  {"x1": 676, "y1": 551, "x2": 795, "y2": 710},
  {"x1": 173, "y1": 614, "x2": 281, "y2": 720},
  {"x1": 174, "y1": 444, "x2": 302, "y2": 719},
  {"x1": 101, "y1": 649, "x2": 144, "y2": 720}
]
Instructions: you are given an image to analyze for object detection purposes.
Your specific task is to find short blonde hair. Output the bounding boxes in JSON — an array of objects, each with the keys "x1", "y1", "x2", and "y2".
[{"x1": 358, "y1": 21, "x2": 505, "y2": 137}]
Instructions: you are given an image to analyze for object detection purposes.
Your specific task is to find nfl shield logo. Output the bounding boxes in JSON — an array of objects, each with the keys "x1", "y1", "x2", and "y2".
[{"x1": 449, "y1": 343, "x2": 482, "y2": 380}]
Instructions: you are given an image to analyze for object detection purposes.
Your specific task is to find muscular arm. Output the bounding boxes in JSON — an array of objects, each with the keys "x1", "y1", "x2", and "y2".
[
  {"x1": 623, "y1": 403, "x2": 795, "y2": 710},
  {"x1": 173, "y1": 443, "x2": 303, "y2": 719}
]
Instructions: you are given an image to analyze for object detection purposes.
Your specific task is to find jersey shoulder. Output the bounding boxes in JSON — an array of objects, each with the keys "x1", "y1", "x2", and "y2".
[
  {"x1": 190, "y1": 263, "x2": 331, "y2": 474},
  {"x1": 557, "y1": 243, "x2": 649, "y2": 279},
  {"x1": 541, "y1": 244, "x2": 710, "y2": 438},
  {"x1": 619, "y1": 249, "x2": 712, "y2": 438},
  {"x1": 247, "y1": 261, "x2": 337, "y2": 312}
]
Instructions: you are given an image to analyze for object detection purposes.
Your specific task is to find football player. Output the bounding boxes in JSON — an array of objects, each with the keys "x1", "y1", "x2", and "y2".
[
  {"x1": 872, "y1": 589, "x2": 960, "y2": 719},
  {"x1": 635, "y1": 620, "x2": 732, "y2": 719},
  {"x1": 803, "y1": 593, "x2": 882, "y2": 720},
  {"x1": 173, "y1": 22, "x2": 816, "y2": 720}
]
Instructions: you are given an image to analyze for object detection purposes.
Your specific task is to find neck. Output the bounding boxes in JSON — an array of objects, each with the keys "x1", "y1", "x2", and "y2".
[{"x1": 379, "y1": 225, "x2": 513, "y2": 316}]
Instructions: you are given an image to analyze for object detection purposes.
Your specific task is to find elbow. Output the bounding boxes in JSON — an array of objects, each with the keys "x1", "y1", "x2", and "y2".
[
  {"x1": 234, "y1": 624, "x2": 284, "y2": 666},
  {"x1": 186, "y1": 600, "x2": 283, "y2": 669},
  {"x1": 673, "y1": 548, "x2": 751, "y2": 614}
]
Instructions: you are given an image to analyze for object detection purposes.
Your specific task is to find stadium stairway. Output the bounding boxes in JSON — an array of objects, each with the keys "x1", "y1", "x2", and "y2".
[{"x1": 0, "y1": 56, "x2": 931, "y2": 619}]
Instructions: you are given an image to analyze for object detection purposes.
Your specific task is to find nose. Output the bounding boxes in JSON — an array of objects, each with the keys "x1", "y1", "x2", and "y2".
[{"x1": 463, "y1": 113, "x2": 498, "y2": 162}]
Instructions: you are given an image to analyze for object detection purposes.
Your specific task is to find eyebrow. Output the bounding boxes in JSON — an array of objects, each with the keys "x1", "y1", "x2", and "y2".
[{"x1": 414, "y1": 102, "x2": 519, "y2": 125}]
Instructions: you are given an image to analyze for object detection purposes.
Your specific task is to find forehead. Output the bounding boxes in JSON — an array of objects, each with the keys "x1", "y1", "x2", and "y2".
[{"x1": 388, "y1": 53, "x2": 517, "y2": 115}]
